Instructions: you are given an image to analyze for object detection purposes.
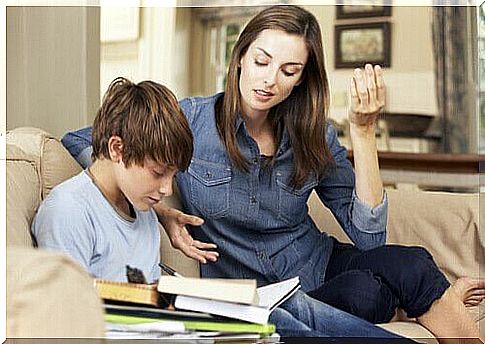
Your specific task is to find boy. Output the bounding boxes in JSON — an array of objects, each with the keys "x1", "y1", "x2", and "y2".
[{"x1": 31, "y1": 77, "x2": 193, "y2": 283}]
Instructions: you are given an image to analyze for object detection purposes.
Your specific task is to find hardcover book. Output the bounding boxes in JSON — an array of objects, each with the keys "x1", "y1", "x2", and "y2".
[
  {"x1": 157, "y1": 276, "x2": 259, "y2": 305},
  {"x1": 174, "y1": 277, "x2": 301, "y2": 324},
  {"x1": 93, "y1": 279, "x2": 164, "y2": 307}
]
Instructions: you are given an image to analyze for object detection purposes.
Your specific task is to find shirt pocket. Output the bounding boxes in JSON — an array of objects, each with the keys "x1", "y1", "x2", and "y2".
[
  {"x1": 275, "y1": 169, "x2": 318, "y2": 226},
  {"x1": 187, "y1": 158, "x2": 232, "y2": 219}
]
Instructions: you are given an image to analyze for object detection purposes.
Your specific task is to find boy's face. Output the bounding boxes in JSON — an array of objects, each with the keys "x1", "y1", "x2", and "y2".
[{"x1": 115, "y1": 158, "x2": 177, "y2": 211}]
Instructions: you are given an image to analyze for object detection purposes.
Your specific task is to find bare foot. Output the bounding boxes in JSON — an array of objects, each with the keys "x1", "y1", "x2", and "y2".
[{"x1": 452, "y1": 277, "x2": 485, "y2": 307}]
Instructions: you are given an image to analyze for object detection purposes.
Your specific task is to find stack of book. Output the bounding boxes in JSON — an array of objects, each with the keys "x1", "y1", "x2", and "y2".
[{"x1": 93, "y1": 274, "x2": 301, "y2": 340}]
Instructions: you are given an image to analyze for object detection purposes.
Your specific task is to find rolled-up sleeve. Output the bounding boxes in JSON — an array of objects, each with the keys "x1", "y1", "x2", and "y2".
[
  {"x1": 350, "y1": 189, "x2": 387, "y2": 234},
  {"x1": 315, "y1": 123, "x2": 387, "y2": 250}
]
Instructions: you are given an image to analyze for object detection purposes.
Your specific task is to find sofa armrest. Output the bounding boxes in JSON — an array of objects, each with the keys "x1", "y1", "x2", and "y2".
[{"x1": 7, "y1": 247, "x2": 105, "y2": 337}]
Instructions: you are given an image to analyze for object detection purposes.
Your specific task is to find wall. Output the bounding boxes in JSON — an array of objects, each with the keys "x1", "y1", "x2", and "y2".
[
  {"x1": 7, "y1": 5, "x2": 438, "y2": 137},
  {"x1": 7, "y1": 6, "x2": 100, "y2": 138},
  {"x1": 306, "y1": 5, "x2": 437, "y2": 123},
  {"x1": 100, "y1": 6, "x2": 193, "y2": 100}
]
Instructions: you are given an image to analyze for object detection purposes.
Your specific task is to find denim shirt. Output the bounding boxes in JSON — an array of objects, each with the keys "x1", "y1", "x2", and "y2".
[
  {"x1": 176, "y1": 93, "x2": 387, "y2": 291},
  {"x1": 61, "y1": 92, "x2": 387, "y2": 292}
]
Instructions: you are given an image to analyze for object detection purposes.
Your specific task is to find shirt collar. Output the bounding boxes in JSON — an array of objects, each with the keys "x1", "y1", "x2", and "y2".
[
  {"x1": 235, "y1": 111, "x2": 291, "y2": 156},
  {"x1": 235, "y1": 111, "x2": 245, "y2": 133}
]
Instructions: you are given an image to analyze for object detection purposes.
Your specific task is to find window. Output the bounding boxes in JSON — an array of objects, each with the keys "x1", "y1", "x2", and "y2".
[{"x1": 211, "y1": 22, "x2": 244, "y2": 92}]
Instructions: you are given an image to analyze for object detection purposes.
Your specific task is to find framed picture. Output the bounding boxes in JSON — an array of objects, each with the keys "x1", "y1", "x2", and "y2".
[
  {"x1": 334, "y1": 22, "x2": 391, "y2": 69},
  {"x1": 336, "y1": 5, "x2": 392, "y2": 19}
]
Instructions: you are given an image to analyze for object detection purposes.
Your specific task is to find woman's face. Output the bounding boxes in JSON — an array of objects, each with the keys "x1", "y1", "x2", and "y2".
[{"x1": 239, "y1": 29, "x2": 309, "y2": 118}]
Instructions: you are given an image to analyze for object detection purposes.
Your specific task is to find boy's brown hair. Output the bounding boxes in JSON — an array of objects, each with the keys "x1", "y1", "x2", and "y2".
[{"x1": 92, "y1": 77, "x2": 193, "y2": 171}]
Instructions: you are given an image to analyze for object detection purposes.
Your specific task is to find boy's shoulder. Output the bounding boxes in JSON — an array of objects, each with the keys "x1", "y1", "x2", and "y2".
[{"x1": 45, "y1": 171, "x2": 96, "y2": 207}]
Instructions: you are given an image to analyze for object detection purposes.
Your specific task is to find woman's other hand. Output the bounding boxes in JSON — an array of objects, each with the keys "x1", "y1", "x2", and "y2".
[{"x1": 348, "y1": 64, "x2": 385, "y2": 129}]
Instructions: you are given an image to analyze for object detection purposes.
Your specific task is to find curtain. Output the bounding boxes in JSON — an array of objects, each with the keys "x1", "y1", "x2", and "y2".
[{"x1": 432, "y1": 6, "x2": 476, "y2": 153}]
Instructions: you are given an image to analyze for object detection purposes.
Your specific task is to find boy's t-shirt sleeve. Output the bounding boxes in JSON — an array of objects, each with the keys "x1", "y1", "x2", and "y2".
[{"x1": 31, "y1": 192, "x2": 96, "y2": 271}]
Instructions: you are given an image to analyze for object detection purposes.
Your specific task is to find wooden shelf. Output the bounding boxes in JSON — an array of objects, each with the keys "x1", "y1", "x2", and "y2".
[
  {"x1": 347, "y1": 151, "x2": 483, "y2": 176},
  {"x1": 349, "y1": 151, "x2": 485, "y2": 192}
]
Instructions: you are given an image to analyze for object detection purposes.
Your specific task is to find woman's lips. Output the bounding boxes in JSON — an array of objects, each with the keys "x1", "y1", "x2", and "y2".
[{"x1": 253, "y1": 89, "x2": 275, "y2": 101}]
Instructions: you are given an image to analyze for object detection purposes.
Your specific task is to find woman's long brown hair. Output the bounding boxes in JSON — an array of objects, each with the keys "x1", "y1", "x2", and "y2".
[{"x1": 216, "y1": 5, "x2": 334, "y2": 189}]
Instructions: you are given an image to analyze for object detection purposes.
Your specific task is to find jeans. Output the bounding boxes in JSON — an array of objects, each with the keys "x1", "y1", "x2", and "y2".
[
  {"x1": 269, "y1": 290, "x2": 415, "y2": 341},
  {"x1": 308, "y1": 239, "x2": 450, "y2": 323}
]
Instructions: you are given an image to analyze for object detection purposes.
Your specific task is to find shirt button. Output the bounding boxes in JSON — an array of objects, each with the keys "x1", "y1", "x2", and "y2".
[
  {"x1": 252, "y1": 157, "x2": 258, "y2": 164},
  {"x1": 250, "y1": 196, "x2": 257, "y2": 204}
]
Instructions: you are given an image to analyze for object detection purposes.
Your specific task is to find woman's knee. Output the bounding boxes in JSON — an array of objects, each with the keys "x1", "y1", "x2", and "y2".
[
  {"x1": 309, "y1": 270, "x2": 398, "y2": 323},
  {"x1": 389, "y1": 246, "x2": 441, "y2": 283},
  {"x1": 372, "y1": 246, "x2": 451, "y2": 318}
]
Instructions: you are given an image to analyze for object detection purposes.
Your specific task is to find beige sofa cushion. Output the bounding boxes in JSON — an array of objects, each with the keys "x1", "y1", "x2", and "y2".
[
  {"x1": 7, "y1": 127, "x2": 82, "y2": 199},
  {"x1": 378, "y1": 322, "x2": 437, "y2": 343},
  {"x1": 7, "y1": 247, "x2": 105, "y2": 337},
  {"x1": 6, "y1": 127, "x2": 82, "y2": 248},
  {"x1": 6, "y1": 145, "x2": 41, "y2": 247}
]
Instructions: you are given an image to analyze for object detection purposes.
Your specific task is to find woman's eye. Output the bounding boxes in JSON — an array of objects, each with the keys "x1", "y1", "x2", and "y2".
[
  {"x1": 254, "y1": 60, "x2": 268, "y2": 66},
  {"x1": 282, "y1": 70, "x2": 296, "y2": 77}
]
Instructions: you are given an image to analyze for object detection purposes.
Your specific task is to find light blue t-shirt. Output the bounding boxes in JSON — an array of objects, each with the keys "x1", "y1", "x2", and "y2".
[{"x1": 31, "y1": 171, "x2": 161, "y2": 283}]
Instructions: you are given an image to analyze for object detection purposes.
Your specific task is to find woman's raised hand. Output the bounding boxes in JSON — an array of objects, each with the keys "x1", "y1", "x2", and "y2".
[{"x1": 348, "y1": 64, "x2": 385, "y2": 128}]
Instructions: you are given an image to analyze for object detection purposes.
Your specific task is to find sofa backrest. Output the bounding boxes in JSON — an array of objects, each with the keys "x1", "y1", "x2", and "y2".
[{"x1": 6, "y1": 127, "x2": 82, "y2": 247}]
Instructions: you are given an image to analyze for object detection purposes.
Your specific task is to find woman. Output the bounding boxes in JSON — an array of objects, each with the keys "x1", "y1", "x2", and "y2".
[{"x1": 63, "y1": 5, "x2": 483, "y2": 339}]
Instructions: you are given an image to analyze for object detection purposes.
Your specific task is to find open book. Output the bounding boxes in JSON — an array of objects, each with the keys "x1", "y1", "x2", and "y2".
[{"x1": 174, "y1": 277, "x2": 301, "y2": 324}]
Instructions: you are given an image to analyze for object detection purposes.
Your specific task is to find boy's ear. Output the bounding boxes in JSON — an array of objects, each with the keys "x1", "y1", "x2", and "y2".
[{"x1": 108, "y1": 136, "x2": 124, "y2": 163}]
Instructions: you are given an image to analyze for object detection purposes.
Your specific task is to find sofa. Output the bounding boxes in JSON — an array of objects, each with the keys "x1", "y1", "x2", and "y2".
[{"x1": 6, "y1": 127, "x2": 484, "y2": 341}]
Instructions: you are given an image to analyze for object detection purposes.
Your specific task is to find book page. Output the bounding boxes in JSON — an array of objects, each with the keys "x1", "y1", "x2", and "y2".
[{"x1": 256, "y1": 277, "x2": 300, "y2": 309}]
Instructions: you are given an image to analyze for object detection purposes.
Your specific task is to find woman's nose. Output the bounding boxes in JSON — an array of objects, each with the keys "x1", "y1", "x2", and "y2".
[{"x1": 263, "y1": 68, "x2": 278, "y2": 87}]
